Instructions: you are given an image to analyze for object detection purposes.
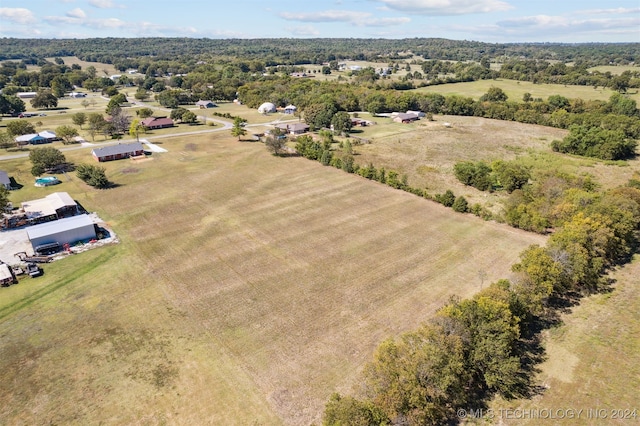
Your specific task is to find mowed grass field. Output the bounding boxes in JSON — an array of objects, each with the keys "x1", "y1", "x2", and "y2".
[{"x1": 0, "y1": 130, "x2": 546, "y2": 425}]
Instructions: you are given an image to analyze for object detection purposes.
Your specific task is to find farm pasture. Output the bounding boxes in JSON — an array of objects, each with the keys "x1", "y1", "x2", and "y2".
[{"x1": 0, "y1": 131, "x2": 546, "y2": 425}]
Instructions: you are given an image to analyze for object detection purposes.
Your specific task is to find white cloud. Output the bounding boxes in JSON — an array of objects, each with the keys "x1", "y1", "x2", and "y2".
[
  {"x1": 88, "y1": 0, "x2": 124, "y2": 9},
  {"x1": 367, "y1": 17, "x2": 411, "y2": 26},
  {"x1": 66, "y1": 8, "x2": 86, "y2": 19},
  {"x1": 280, "y1": 10, "x2": 364, "y2": 23},
  {"x1": 463, "y1": 14, "x2": 640, "y2": 41},
  {"x1": 92, "y1": 17, "x2": 126, "y2": 28},
  {"x1": 132, "y1": 21, "x2": 199, "y2": 36},
  {"x1": 372, "y1": 0, "x2": 513, "y2": 15},
  {"x1": 44, "y1": 15, "x2": 126, "y2": 29},
  {"x1": 579, "y1": 7, "x2": 640, "y2": 15},
  {"x1": 288, "y1": 25, "x2": 321, "y2": 36},
  {"x1": 497, "y1": 14, "x2": 640, "y2": 31},
  {"x1": 279, "y1": 9, "x2": 410, "y2": 27},
  {"x1": 0, "y1": 7, "x2": 37, "y2": 24}
]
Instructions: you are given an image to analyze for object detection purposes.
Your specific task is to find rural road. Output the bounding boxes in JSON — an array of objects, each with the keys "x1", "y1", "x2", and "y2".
[{"x1": 0, "y1": 101, "x2": 298, "y2": 162}]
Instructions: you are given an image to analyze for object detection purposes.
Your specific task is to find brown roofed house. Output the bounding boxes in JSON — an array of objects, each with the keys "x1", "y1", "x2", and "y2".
[{"x1": 141, "y1": 117, "x2": 174, "y2": 129}]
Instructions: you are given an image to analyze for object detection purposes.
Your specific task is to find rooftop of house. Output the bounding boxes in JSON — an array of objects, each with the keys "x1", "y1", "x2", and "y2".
[{"x1": 92, "y1": 141, "x2": 144, "y2": 158}]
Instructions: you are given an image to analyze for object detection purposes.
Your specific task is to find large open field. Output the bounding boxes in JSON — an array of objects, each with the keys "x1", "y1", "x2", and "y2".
[
  {"x1": 415, "y1": 78, "x2": 640, "y2": 104},
  {"x1": 0, "y1": 130, "x2": 547, "y2": 425}
]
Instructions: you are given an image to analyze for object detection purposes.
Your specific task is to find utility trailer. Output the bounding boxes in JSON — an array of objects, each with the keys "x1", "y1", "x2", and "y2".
[{"x1": 14, "y1": 252, "x2": 52, "y2": 264}]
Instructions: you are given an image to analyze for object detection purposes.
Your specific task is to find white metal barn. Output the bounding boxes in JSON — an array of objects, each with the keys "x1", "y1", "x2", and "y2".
[{"x1": 26, "y1": 214, "x2": 97, "y2": 251}]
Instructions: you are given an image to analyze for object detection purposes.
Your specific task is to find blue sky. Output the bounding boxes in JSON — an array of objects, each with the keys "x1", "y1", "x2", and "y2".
[{"x1": 1, "y1": 0, "x2": 639, "y2": 43}]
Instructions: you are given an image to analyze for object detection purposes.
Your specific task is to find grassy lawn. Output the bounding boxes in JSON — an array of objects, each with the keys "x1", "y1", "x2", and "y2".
[{"x1": 0, "y1": 130, "x2": 546, "y2": 425}]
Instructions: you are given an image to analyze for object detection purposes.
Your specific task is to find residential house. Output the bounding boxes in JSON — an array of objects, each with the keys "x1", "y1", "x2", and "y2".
[
  {"x1": 92, "y1": 142, "x2": 145, "y2": 162},
  {"x1": 275, "y1": 122, "x2": 310, "y2": 135},
  {"x1": 195, "y1": 100, "x2": 217, "y2": 108},
  {"x1": 393, "y1": 113, "x2": 420, "y2": 124},
  {"x1": 15, "y1": 130, "x2": 57, "y2": 146},
  {"x1": 284, "y1": 105, "x2": 297, "y2": 115},
  {"x1": 141, "y1": 117, "x2": 174, "y2": 129}
]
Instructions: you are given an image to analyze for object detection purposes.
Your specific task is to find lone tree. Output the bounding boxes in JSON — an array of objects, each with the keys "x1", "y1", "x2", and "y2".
[
  {"x1": 181, "y1": 110, "x2": 198, "y2": 124},
  {"x1": 55, "y1": 125, "x2": 79, "y2": 144},
  {"x1": 136, "y1": 107, "x2": 154, "y2": 119},
  {"x1": 31, "y1": 91, "x2": 58, "y2": 109},
  {"x1": 129, "y1": 118, "x2": 141, "y2": 141},
  {"x1": 105, "y1": 93, "x2": 127, "y2": 115},
  {"x1": 87, "y1": 112, "x2": 106, "y2": 141},
  {"x1": 231, "y1": 117, "x2": 247, "y2": 141},
  {"x1": 264, "y1": 129, "x2": 287, "y2": 156},
  {"x1": 71, "y1": 112, "x2": 87, "y2": 129},
  {"x1": 6, "y1": 120, "x2": 35, "y2": 137},
  {"x1": 29, "y1": 146, "x2": 67, "y2": 176},
  {"x1": 76, "y1": 163, "x2": 110, "y2": 189},
  {"x1": 0, "y1": 94, "x2": 26, "y2": 116}
]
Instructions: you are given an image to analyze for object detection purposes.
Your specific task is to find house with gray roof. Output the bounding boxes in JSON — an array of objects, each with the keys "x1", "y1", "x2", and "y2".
[
  {"x1": 92, "y1": 142, "x2": 144, "y2": 162},
  {"x1": 15, "y1": 130, "x2": 57, "y2": 146}
]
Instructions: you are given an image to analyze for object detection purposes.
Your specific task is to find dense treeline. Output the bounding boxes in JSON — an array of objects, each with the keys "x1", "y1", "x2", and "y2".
[{"x1": 1, "y1": 38, "x2": 639, "y2": 66}]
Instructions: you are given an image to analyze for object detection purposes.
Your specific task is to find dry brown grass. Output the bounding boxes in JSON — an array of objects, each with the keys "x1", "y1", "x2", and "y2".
[{"x1": 0, "y1": 131, "x2": 546, "y2": 425}]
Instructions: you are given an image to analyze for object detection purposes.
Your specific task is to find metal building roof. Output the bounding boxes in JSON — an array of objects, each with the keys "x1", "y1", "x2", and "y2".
[{"x1": 26, "y1": 214, "x2": 95, "y2": 240}]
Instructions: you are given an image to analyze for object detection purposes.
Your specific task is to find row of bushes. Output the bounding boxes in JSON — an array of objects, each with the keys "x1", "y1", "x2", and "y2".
[{"x1": 293, "y1": 135, "x2": 495, "y2": 222}]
